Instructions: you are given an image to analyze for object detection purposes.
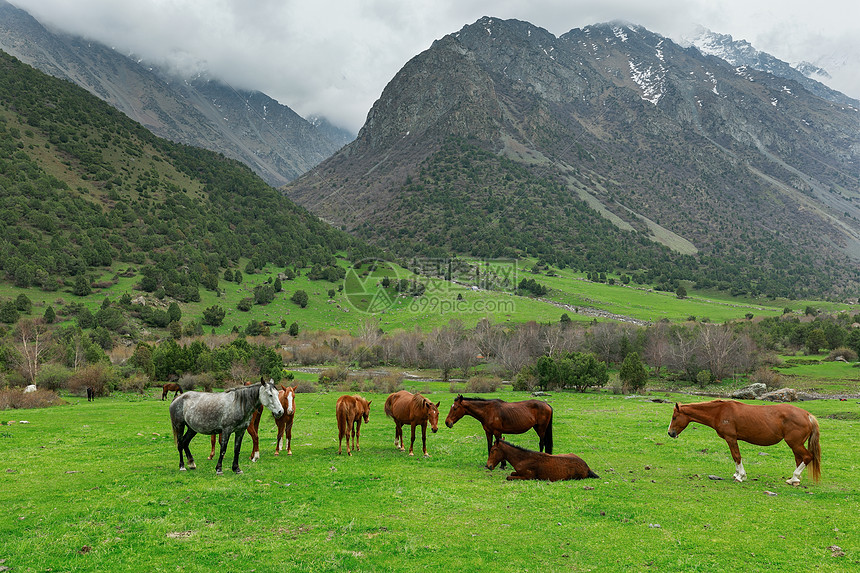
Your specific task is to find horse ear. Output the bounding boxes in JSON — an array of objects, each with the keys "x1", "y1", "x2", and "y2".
[
  {"x1": 674, "y1": 403, "x2": 680, "y2": 412},
  {"x1": 435, "y1": 401, "x2": 440, "y2": 408},
  {"x1": 260, "y1": 376, "x2": 265, "y2": 384},
  {"x1": 281, "y1": 384, "x2": 288, "y2": 391},
  {"x1": 367, "y1": 400, "x2": 372, "y2": 407}
]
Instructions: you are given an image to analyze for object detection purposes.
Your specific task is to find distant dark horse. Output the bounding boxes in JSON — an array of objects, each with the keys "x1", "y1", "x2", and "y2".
[
  {"x1": 445, "y1": 395, "x2": 553, "y2": 467},
  {"x1": 486, "y1": 440, "x2": 598, "y2": 482},
  {"x1": 86, "y1": 387, "x2": 95, "y2": 401},
  {"x1": 336, "y1": 394, "x2": 371, "y2": 455},
  {"x1": 384, "y1": 390, "x2": 440, "y2": 457},
  {"x1": 668, "y1": 400, "x2": 821, "y2": 485},
  {"x1": 169, "y1": 378, "x2": 283, "y2": 475},
  {"x1": 162, "y1": 383, "x2": 183, "y2": 401}
]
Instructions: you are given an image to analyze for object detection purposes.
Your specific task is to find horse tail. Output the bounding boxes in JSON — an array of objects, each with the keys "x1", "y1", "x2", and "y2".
[
  {"x1": 384, "y1": 394, "x2": 395, "y2": 419},
  {"x1": 587, "y1": 469, "x2": 600, "y2": 479},
  {"x1": 808, "y1": 414, "x2": 821, "y2": 483},
  {"x1": 544, "y1": 410, "x2": 553, "y2": 454}
]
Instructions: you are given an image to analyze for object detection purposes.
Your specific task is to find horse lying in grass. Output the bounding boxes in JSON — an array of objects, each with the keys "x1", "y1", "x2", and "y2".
[
  {"x1": 169, "y1": 378, "x2": 283, "y2": 475},
  {"x1": 485, "y1": 440, "x2": 599, "y2": 481},
  {"x1": 336, "y1": 394, "x2": 371, "y2": 456},
  {"x1": 384, "y1": 390, "x2": 439, "y2": 457},
  {"x1": 667, "y1": 400, "x2": 821, "y2": 485}
]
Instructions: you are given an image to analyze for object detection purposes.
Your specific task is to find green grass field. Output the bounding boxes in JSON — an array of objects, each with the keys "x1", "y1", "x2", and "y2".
[{"x1": 2, "y1": 387, "x2": 857, "y2": 572}]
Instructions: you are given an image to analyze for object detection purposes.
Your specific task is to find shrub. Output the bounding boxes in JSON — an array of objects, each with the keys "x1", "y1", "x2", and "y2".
[
  {"x1": 464, "y1": 374, "x2": 502, "y2": 393},
  {"x1": 366, "y1": 371, "x2": 403, "y2": 394},
  {"x1": 695, "y1": 369, "x2": 713, "y2": 388},
  {"x1": 291, "y1": 290, "x2": 309, "y2": 308},
  {"x1": 825, "y1": 347, "x2": 858, "y2": 362},
  {"x1": 512, "y1": 369, "x2": 536, "y2": 392},
  {"x1": 117, "y1": 373, "x2": 149, "y2": 394},
  {"x1": 318, "y1": 365, "x2": 349, "y2": 388},
  {"x1": 293, "y1": 380, "x2": 318, "y2": 393},
  {"x1": 619, "y1": 351, "x2": 648, "y2": 393},
  {"x1": 0, "y1": 388, "x2": 66, "y2": 410},
  {"x1": 34, "y1": 363, "x2": 74, "y2": 392},
  {"x1": 68, "y1": 364, "x2": 117, "y2": 397},
  {"x1": 750, "y1": 367, "x2": 782, "y2": 390}
]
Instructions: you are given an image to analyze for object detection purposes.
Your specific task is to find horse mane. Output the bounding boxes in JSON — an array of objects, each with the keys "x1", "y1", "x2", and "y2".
[
  {"x1": 459, "y1": 396, "x2": 503, "y2": 403},
  {"x1": 226, "y1": 383, "x2": 261, "y2": 410}
]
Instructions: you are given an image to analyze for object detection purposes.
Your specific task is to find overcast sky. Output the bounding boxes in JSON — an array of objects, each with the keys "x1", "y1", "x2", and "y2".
[{"x1": 10, "y1": 0, "x2": 860, "y2": 133}]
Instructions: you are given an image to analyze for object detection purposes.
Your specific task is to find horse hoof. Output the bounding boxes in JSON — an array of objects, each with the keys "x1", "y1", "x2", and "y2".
[
  {"x1": 287, "y1": 450, "x2": 292, "y2": 455},
  {"x1": 234, "y1": 469, "x2": 243, "y2": 475},
  {"x1": 424, "y1": 453, "x2": 430, "y2": 458},
  {"x1": 216, "y1": 470, "x2": 223, "y2": 476},
  {"x1": 274, "y1": 451, "x2": 280, "y2": 456},
  {"x1": 179, "y1": 467, "x2": 186, "y2": 471}
]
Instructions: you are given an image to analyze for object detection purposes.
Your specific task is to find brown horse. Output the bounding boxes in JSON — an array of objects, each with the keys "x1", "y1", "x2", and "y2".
[
  {"x1": 445, "y1": 395, "x2": 554, "y2": 466},
  {"x1": 336, "y1": 395, "x2": 372, "y2": 455},
  {"x1": 162, "y1": 383, "x2": 183, "y2": 401},
  {"x1": 209, "y1": 384, "x2": 295, "y2": 461},
  {"x1": 668, "y1": 400, "x2": 821, "y2": 485},
  {"x1": 384, "y1": 390, "x2": 440, "y2": 457},
  {"x1": 485, "y1": 440, "x2": 599, "y2": 481}
]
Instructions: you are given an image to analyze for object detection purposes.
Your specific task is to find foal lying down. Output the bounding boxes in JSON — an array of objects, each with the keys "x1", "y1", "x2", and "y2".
[{"x1": 486, "y1": 440, "x2": 599, "y2": 481}]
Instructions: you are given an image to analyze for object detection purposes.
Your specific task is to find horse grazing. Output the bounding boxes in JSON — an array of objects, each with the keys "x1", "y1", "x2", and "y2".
[
  {"x1": 169, "y1": 378, "x2": 284, "y2": 475},
  {"x1": 336, "y1": 394, "x2": 371, "y2": 455},
  {"x1": 384, "y1": 390, "x2": 440, "y2": 457},
  {"x1": 445, "y1": 395, "x2": 554, "y2": 465},
  {"x1": 485, "y1": 440, "x2": 599, "y2": 482},
  {"x1": 162, "y1": 383, "x2": 183, "y2": 401},
  {"x1": 668, "y1": 400, "x2": 821, "y2": 485}
]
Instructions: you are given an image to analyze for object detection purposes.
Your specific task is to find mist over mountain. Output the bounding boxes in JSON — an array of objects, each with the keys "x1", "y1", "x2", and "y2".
[
  {"x1": 0, "y1": 0, "x2": 352, "y2": 187},
  {"x1": 286, "y1": 17, "x2": 860, "y2": 299}
]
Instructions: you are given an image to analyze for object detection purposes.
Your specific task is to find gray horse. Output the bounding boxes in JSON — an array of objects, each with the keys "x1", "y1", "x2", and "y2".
[{"x1": 169, "y1": 378, "x2": 284, "y2": 475}]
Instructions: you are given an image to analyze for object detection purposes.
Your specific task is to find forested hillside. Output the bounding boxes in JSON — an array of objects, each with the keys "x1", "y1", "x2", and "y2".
[{"x1": 0, "y1": 51, "x2": 370, "y2": 297}]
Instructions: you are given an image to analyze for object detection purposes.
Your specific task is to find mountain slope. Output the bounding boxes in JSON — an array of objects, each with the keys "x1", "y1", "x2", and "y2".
[
  {"x1": 0, "y1": 0, "x2": 352, "y2": 187},
  {"x1": 0, "y1": 50, "x2": 367, "y2": 294},
  {"x1": 286, "y1": 17, "x2": 860, "y2": 299}
]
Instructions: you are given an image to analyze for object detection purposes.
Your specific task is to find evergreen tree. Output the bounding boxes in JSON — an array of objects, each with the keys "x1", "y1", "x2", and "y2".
[{"x1": 619, "y1": 351, "x2": 648, "y2": 393}]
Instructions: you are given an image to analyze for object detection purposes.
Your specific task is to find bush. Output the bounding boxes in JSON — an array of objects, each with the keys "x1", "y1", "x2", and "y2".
[
  {"x1": 825, "y1": 347, "x2": 858, "y2": 362},
  {"x1": 293, "y1": 380, "x2": 318, "y2": 393},
  {"x1": 619, "y1": 352, "x2": 648, "y2": 393},
  {"x1": 464, "y1": 374, "x2": 502, "y2": 393},
  {"x1": 117, "y1": 373, "x2": 149, "y2": 394},
  {"x1": 68, "y1": 364, "x2": 117, "y2": 397},
  {"x1": 291, "y1": 290, "x2": 309, "y2": 308},
  {"x1": 366, "y1": 372, "x2": 403, "y2": 394},
  {"x1": 512, "y1": 369, "x2": 536, "y2": 392},
  {"x1": 0, "y1": 388, "x2": 66, "y2": 410},
  {"x1": 318, "y1": 365, "x2": 349, "y2": 388},
  {"x1": 750, "y1": 367, "x2": 782, "y2": 390},
  {"x1": 34, "y1": 363, "x2": 74, "y2": 391}
]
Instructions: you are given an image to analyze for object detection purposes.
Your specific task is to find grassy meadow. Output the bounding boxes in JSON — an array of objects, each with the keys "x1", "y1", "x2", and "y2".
[{"x1": 1, "y1": 386, "x2": 857, "y2": 572}]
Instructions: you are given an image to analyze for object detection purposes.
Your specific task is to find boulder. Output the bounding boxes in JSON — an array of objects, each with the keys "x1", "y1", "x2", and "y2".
[
  {"x1": 23, "y1": 384, "x2": 37, "y2": 393},
  {"x1": 730, "y1": 383, "x2": 767, "y2": 400},
  {"x1": 759, "y1": 387, "x2": 797, "y2": 402}
]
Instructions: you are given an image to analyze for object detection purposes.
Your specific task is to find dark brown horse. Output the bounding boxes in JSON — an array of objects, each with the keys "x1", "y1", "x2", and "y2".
[
  {"x1": 162, "y1": 383, "x2": 183, "y2": 401},
  {"x1": 668, "y1": 400, "x2": 821, "y2": 485},
  {"x1": 208, "y1": 384, "x2": 295, "y2": 461},
  {"x1": 486, "y1": 440, "x2": 598, "y2": 481},
  {"x1": 445, "y1": 395, "x2": 554, "y2": 466},
  {"x1": 384, "y1": 390, "x2": 440, "y2": 457},
  {"x1": 336, "y1": 394, "x2": 371, "y2": 455}
]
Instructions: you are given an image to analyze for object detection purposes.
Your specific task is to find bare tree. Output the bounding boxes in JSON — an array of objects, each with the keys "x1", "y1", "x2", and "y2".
[
  {"x1": 643, "y1": 322, "x2": 671, "y2": 375},
  {"x1": 14, "y1": 318, "x2": 52, "y2": 383},
  {"x1": 696, "y1": 325, "x2": 753, "y2": 381},
  {"x1": 425, "y1": 320, "x2": 465, "y2": 381}
]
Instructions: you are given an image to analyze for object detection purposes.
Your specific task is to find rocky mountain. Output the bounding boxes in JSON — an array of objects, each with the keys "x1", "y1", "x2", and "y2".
[
  {"x1": 0, "y1": 0, "x2": 352, "y2": 187},
  {"x1": 683, "y1": 26, "x2": 857, "y2": 108},
  {"x1": 285, "y1": 17, "x2": 860, "y2": 299}
]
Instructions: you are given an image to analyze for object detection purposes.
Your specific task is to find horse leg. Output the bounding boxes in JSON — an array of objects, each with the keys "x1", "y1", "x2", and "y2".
[
  {"x1": 285, "y1": 421, "x2": 293, "y2": 455},
  {"x1": 408, "y1": 424, "x2": 417, "y2": 456},
  {"x1": 786, "y1": 442, "x2": 811, "y2": 485},
  {"x1": 395, "y1": 423, "x2": 404, "y2": 451},
  {"x1": 231, "y1": 430, "x2": 245, "y2": 474},
  {"x1": 725, "y1": 438, "x2": 746, "y2": 482},
  {"x1": 355, "y1": 419, "x2": 362, "y2": 452},
  {"x1": 215, "y1": 433, "x2": 231, "y2": 475},
  {"x1": 492, "y1": 431, "x2": 507, "y2": 469},
  {"x1": 208, "y1": 434, "x2": 218, "y2": 460},
  {"x1": 179, "y1": 428, "x2": 197, "y2": 471},
  {"x1": 420, "y1": 423, "x2": 430, "y2": 458},
  {"x1": 247, "y1": 411, "x2": 261, "y2": 462}
]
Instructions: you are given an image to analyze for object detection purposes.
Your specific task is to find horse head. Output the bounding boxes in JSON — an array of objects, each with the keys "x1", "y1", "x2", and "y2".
[
  {"x1": 445, "y1": 394, "x2": 464, "y2": 428},
  {"x1": 667, "y1": 403, "x2": 690, "y2": 438},
  {"x1": 260, "y1": 378, "x2": 285, "y2": 418},
  {"x1": 280, "y1": 385, "x2": 296, "y2": 416},
  {"x1": 486, "y1": 441, "x2": 505, "y2": 470},
  {"x1": 426, "y1": 400, "x2": 441, "y2": 433}
]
